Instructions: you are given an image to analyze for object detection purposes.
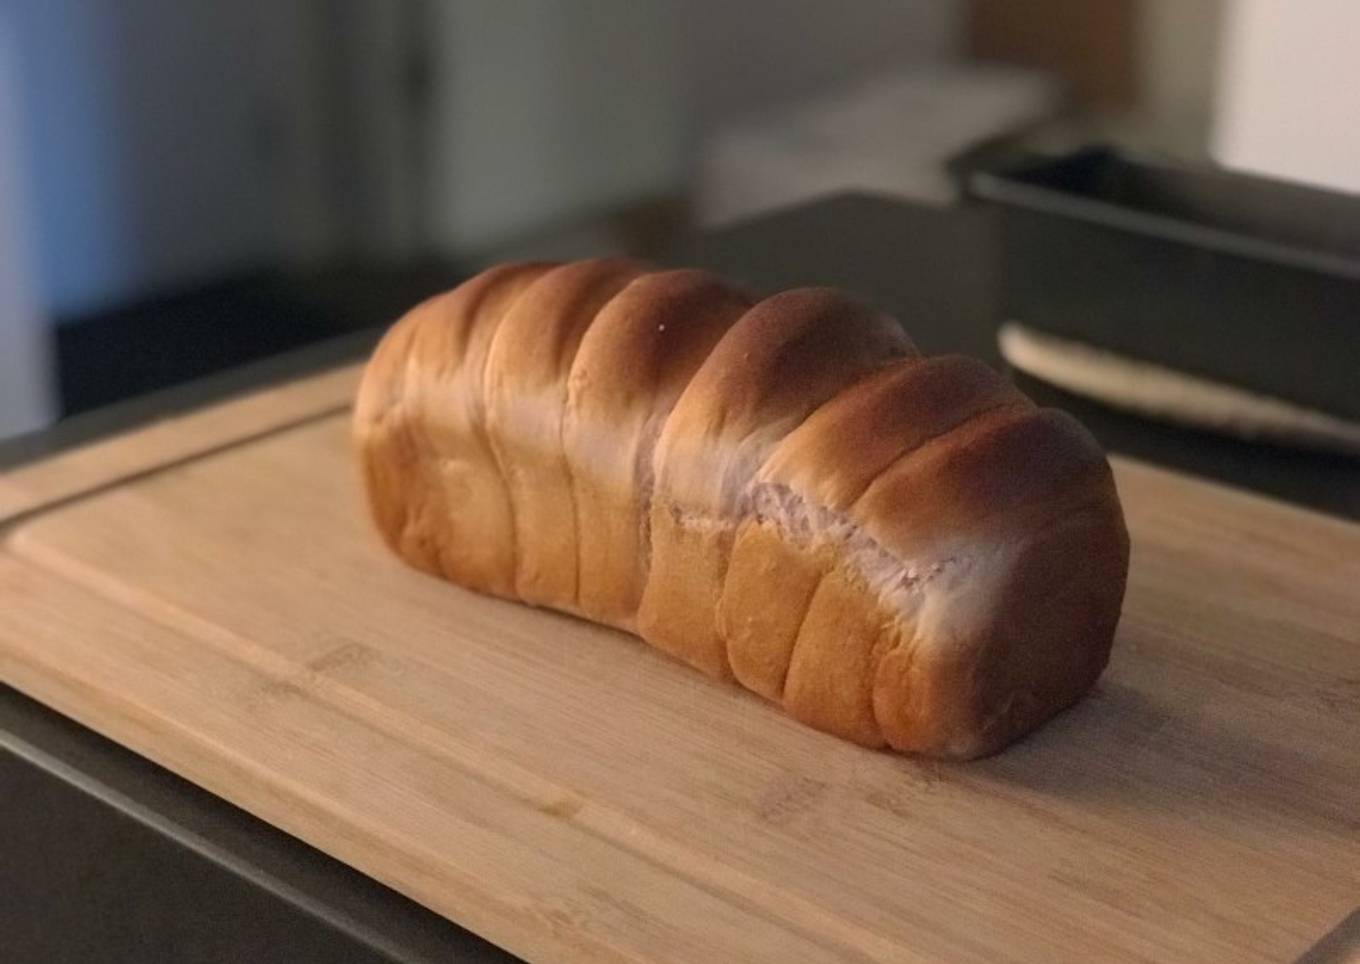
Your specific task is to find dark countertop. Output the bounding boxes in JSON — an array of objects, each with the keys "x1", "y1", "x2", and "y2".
[{"x1": 3, "y1": 193, "x2": 1356, "y2": 964}]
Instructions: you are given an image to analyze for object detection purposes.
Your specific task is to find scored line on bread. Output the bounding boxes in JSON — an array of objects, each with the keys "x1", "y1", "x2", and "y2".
[{"x1": 354, "y1": 259, "x2": 1129, "y2": 759}]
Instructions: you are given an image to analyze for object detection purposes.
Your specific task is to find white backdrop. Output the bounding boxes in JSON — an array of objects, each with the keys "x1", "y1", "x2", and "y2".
[
  {"x1": 1215, "y1": 0, "x2": 1360, "y2": 194},
  {"x1": 0, "y1": 14, "x2": 54, "y2": 439}
]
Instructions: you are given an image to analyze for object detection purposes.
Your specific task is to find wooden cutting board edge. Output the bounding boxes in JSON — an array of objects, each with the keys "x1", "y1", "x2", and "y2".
[
  {"x1": 3, "y1": 368, "x2": 1358, "y2": 964},
  {"x1": 0, "y1": 545, "x2": 874, "y2": 964},
  {"x1": 0, "y1": 363, "x2": 363, "y2": 525}
]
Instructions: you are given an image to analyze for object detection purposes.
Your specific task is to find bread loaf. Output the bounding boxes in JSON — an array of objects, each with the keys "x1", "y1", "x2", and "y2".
[{"x1": 354, "y1": 260, "x2": 1129, "y2": 759}]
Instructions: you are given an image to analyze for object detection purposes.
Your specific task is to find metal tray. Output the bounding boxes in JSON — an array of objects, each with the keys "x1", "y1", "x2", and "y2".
[{"x1": 968, "y1": 147, "x2": 1360, "y2": 420}]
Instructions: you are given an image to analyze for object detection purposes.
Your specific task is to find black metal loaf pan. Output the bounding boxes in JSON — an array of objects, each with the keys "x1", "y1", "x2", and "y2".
[{"x1": 969, "y1": 147, "x2": 1360, "y2": 421}]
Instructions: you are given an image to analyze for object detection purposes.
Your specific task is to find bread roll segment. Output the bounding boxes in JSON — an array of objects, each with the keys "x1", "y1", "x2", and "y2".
[
  {"x1": 483, "y1": 259, "x2": 647, "y2": 609},
  {"x1": 353, "y1": 261, "x2": 554, "y2": 594},
  {"x1": 564, "y1": 270, "x2": 752, "y2": 629},
  {"x1": 720, "y1": 355, "x2": 1028, "y2": 704},
  {"x1": 858, "y1": 408, "x2": 1127, "y2": 756},
  {"x1": 637, "y1": 288, "x2": 916, "y2": 678},
  {"x1": 355, "y1": 261, "x2": 1130, "y2": 759}
]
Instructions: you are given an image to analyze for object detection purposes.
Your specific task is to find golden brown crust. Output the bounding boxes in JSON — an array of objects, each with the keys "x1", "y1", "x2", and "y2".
[
  {"x1": 721, "y1": 355, "x2": 1028, "y2": 699},
  {"x1": 353, "y1": 262, "x2": 555, "y2": 594},
  {"x1": 355, "y1": 261, "x2": 1130, "y2": 759},
  {"x1": 483, "y1": 258, "x2": 647, "y2": 608},
  {"x1": 637, "y1": 288, "x2": 916, "y2": 677},
  {"x1": 861, "y1": 410, "x2": 1127, "y2": 756},
  {"x1": 719, "y1": 523, "x2": 826, "y2": 700},
  {"x1": 783, "y1": 566, "x2": 891, "y2": 747},
  {"x1": 873, "y1": 497, "x2": 1127, "y2": 758},
  {"x1": 564, "y1": 270, "x2": 753, "y2": 628}
]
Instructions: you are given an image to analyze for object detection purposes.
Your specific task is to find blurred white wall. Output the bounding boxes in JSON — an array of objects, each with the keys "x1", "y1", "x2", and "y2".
[
  {"x1": 6, "y1": 0, "x2": 682, "y2": 308},
  {"x1": 423, "y1": 0, "x2": 963, "y2": 251},
  {"x1": 422, "y1": 0, "x2": 681, "y2": 253},
  {"x1": 2, "y1": 0, "x2": 972, "y2": 329},
  {"x1": 1139, "y1": 0, "x2": 1223, "y2": 149},
  {"x1": 5, "y1": 0, "x2": 312, "y2": 320},
  {"x1": 4, "y1": 0, "x2": 453, "y2": 320},
  {"x1": 1214, "y1": 0, "x2": 1360, "y2": 194},
  {"x1": 0, "y1": 12, "x2": 54, "y2": 436},
  {"x1": 675, "y1": 0, "x2": 962, "y2": 135}
]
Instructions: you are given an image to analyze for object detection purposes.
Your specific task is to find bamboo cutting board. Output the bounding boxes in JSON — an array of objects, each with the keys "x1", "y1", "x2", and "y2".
[{"x1": 1, "y1": 366, "x2": 1357, "y2": 963}]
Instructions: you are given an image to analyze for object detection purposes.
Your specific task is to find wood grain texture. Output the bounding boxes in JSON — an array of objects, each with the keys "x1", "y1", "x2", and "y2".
[
  {"x1": 2, "y1": 407, "x2": 1358, "y2": 963},
  {"x1": 0, "y1": 363, "x2": 361, "y2": 523}
]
